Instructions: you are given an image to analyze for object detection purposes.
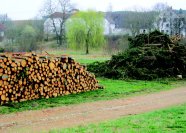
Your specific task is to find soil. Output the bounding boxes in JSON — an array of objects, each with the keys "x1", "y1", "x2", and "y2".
[{"x1": 0, "y1": 87, "x2": 186, "y2": 133}]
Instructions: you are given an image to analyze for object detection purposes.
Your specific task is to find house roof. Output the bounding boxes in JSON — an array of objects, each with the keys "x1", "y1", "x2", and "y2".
[
  {"x1": 105, "y1": 11, "x2": 159, "y2": 29},
  {"x1": 11, "y1": 20, "x2": 43, "y2": 27},
  {"x1": 49, "y1": 12, "x2": 64, "y2": 18},
  {"x1": 48, "y1": 9, "x2": 79, "y2": 19}
]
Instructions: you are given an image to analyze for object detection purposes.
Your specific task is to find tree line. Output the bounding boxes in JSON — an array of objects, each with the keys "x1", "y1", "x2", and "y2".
[{"x1": 1, "y1": 1, "x2": 185, "y2": 54}]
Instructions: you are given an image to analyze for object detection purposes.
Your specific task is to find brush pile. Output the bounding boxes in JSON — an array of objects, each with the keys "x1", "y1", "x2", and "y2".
[
  {"x1": 0, "y1": 53, "x2": 98, "y2": 105},
  {"x1": 88, "y1": 30, "x2": 186, "y2": 80}
]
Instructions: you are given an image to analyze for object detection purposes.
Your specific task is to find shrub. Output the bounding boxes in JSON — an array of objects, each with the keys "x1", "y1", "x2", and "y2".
[{"x1": 0, "y1": 47, "x2": 4, "y2": 53}]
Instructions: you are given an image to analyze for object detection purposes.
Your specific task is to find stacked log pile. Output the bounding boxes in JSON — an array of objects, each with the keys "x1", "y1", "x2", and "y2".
[{"x1": 0, "y1": 53, "x2": 98, "y2": 105}]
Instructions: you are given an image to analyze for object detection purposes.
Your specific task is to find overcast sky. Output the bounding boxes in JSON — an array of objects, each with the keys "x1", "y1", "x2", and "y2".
[{"x1": 0, "y1": 0, "x2": 186, "y2": 20}]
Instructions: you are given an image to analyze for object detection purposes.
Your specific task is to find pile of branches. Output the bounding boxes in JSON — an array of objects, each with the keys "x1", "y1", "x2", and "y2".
[{"x1": 88, "y1": 30, "x2": 186, "y2": 80}]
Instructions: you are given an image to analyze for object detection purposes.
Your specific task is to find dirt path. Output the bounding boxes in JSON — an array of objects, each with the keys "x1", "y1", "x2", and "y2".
[{"x1": 0, "y1": 87, "x2": 186, "y2": 133}]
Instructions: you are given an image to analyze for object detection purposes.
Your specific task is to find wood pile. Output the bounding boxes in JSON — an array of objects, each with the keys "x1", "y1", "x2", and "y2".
[
  {"x1": 0, "y1": 53, "x2": 98, "y2": 105},
  {"x1": 88, "y1": 30, "x2": 186, "y2": 80}
]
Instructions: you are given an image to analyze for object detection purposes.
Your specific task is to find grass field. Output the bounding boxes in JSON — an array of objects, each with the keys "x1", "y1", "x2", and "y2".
[
  {"x1": 0, "y1": 78, "x2": 185, "y2": 114},
  {"x1": 47, "y1": 49, "x2": 111, "y2": 64},
  {"x1": 51, "y1": 103, "x2": 186, "y2": 133}
]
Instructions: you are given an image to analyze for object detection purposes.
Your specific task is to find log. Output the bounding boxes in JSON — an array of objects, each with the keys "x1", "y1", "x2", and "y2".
[
  {"x1": 1, "y1": 95, "x2": 6, "y2": 101},
  {"x1": 21, "y1": 60, "x2": 27, "y2": 67},
  {"x1": 49, "y1": 62, "x2": 55, "y2": 70},
  {"x1": 0, "y1": 53, "x2": 99, "y2": 105}
]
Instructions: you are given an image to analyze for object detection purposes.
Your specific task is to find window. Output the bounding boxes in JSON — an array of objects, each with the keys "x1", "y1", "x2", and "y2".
[
  {"x1": 174, "y1": 18, "x2": 178, "y2": 22},
  {"x1": 161, "y1": 30, "x2": 164, "y2": 33},
  {"x1": 166, "y1": 30, "x2": 169, "y2": 33},
  {"x1": 163, "y1": 18, "x2": 166, "y2": 22},
  {"x1": 166, "y1": 24, "x2": 169, "y2": 27}
]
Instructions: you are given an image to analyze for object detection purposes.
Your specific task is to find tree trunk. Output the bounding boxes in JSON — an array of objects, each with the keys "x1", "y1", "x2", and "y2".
[
  {"x1": 56, "y1": 36, "x2": 60, "y2": 44},
  {"x1": 59, "y1": 36, "x2": 62, "y2": 46},
  {"x1": 46, "y1": 34, "x2": 49, "y2": 41},
  {"x1": 85, "y1": 30, "x2": 91, "y2": 54},
  {"x1": 86, "y1": 41, "x2": 89, "y2": 54}
]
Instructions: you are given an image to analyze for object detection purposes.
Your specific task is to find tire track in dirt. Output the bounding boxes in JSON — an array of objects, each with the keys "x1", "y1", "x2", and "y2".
[{"x1": 0, "y1": 87, "x2": 186, "y2": 133}]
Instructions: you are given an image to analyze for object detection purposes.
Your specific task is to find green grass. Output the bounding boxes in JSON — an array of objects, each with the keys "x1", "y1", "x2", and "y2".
[
  {"x1": 51, "y1": 103, "x2": 186, "y2": 133},
  {"x1": 0, "y1": 78, "x2": 185, "y2": 115},
  {"x1": 75, "y1": 58, "x2": 108, "y2": 65},
  {"x1": 47, "y1": 49, "x2": 110, "y2": 65}
]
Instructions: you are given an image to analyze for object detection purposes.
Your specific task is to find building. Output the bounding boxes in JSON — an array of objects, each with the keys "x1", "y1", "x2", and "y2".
[
  {"x1": 104, "y1": 18, "x2": 115, "y2": 35},
  {"x1": 156, "y1": 7, "x2": 186, "y2": 37},
  {"x1": 43, "y1": 9, "x2": 79, "y2": 38},
  {"x1": 104, "y1": 11, "x2": 158, "y2": 36}
]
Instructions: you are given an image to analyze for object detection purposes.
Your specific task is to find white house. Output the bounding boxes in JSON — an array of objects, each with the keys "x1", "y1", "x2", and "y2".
[
  {"x1": 43, "y1": 9, "x2": 79, "y2": 39},
  {"x1": 104, "y1": 11, "x2": 157, "y2": 36},
  {"x1": 156, "y1": 7, "x2": 186, "y2": 37},
  {"x1": 104, "y1": 18, "x2": 133, "y2": 36},
  {"x1": 44, "y1": 12, "x2": 67, "y2": 36},
  {"x1": 104, "y1": 18, "x2": 115, "y2": 35}
]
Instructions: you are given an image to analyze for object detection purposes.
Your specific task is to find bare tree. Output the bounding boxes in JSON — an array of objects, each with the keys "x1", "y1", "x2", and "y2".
[
  {"x1": 41, "y1": 0, "x2": 73, "y2": 46},
  {"x1": 105, "y1": 3, "x2": 113, "y2": 35},
  {"x1": 0, "y1": 14, "x2": 8, "y2": 24},
  {"x1": 172, "y1": 9, "x2": 185, "y2": 36},
  {"x1": 125, "y1": 11, "x2": 158, "y2": 36},
  {"x1": 153, "y1": 2, "x2": 169, "y2": 12}
]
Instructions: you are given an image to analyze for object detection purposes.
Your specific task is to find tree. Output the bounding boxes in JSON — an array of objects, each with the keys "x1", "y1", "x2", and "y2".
[
  {"x1": 31, "y1": 18, "x2": 44, "y2": 42},
  {"x1": 19, "y1": 25, "x2": 37, "y2": 51},
  {"x1": 0, "y1": 14, "x2": 8, "y2": 24},
  {"x1": 5, "y1": 24, "x2": 20, "y2": 44},
  {"x1": 66, "y1": 11, "x2": 105, "y2": 54},
  {"x1": 172, "y1": 9, "x2": 185, "y2": 36},
  {"x1": 4, "y1": 18, "x2": 43, "y2": 52},
  {"x1": 41, "y1": 0, "x2": 73, "y2": 46},
  {"x1": 153, "y1": 2, "x2": 169, "y2": 12},
  {"x1": 125, "y1": 11, "x2": 158, "y2": 36}
]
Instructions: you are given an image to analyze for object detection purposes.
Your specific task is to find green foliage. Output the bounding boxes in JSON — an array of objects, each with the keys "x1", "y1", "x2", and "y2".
[
  {"x1": 54, "y1": 104, "x2": 186, "y2": 133},
  {"x1": 5, "y1": 22, "x2": 22, "y2": 44},
  {"x1": 88, "y1": 31, "x2": 186, "y2": 80},
  {"x1": 18, "y1": 25, "x2": 37, "y2": 51},
  {"x1": 31, "y1": 19, "x2": 44, "y2": 42},
  {"x1": 0, "y1": 47, "x2": 4, "y2": 53},
  {"x1": 128, "y1": 30, "x2": 171, "y2": 48},
  {"x1": 4, "y1": 20, "x2": 43, "y2": 52},
  {"x1": 66, "y1": 10, "x2": 105, "y2": 54}
]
